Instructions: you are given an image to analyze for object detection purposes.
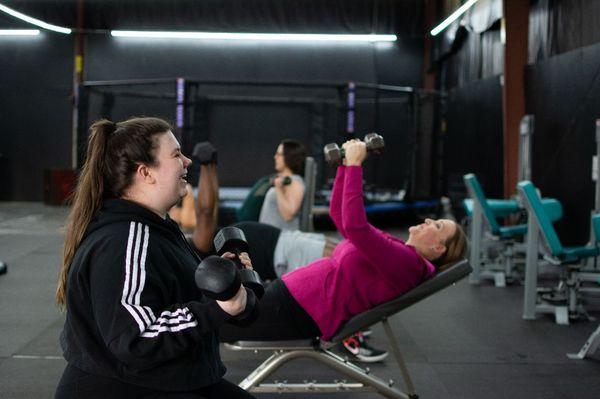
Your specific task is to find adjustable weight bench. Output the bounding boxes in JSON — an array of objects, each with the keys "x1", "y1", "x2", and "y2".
[{"x1": 225, "y1": 259, "x2": 472, "y2": 399}]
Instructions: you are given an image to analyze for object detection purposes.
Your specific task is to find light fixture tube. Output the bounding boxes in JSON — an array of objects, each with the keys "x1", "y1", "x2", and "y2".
[
  {"x1": 0, "y1": 29, "x2": 40, "y2": 36},
  {"x1": 111, "y1": 31, "x2": 397, "y2": 42},
  {"x1": 0, "y1": 3, "x2": 71, "y2": 34},
  {"x1": 430, "y1": 0, "x2": 479, "y2": 36}
]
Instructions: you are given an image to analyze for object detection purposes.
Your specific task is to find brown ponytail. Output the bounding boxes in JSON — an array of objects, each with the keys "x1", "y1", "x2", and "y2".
[
  {"x1": 56, "y1": 119, "x2": 113, "y2": 309},
  {"x1": 56, "y1": 117, "x2": 171, "y2": 310}
]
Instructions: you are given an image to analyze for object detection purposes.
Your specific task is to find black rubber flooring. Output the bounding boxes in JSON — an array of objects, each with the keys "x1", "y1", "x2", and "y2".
[{"x1": 1, "y1": 202, "x2": 599, "y2": 399}]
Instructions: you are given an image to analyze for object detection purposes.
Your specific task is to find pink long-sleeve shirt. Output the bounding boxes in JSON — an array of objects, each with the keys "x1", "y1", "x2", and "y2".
[{"x1": 282, "y1": 165, "x2": 435, "y2": 340}]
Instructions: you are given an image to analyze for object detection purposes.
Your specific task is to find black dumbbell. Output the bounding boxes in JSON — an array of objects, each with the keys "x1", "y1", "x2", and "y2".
[
  {"x1": 213, "y1": 227, "x2": 265, "y2": 298},
  {"x1": 195, "y1": 256, "x2": 241, "y2": 301},
  {"x1": 269, "y1": 174, "x2": 292, "y2": 186},
  {"x1": 323, "y1": 133, "x2": 385, "y2": 165},
  {"x1": 192, "y1": 142, "x2": 218, "y2": 165},
  {"x1": 195, "y1": 257, "x2": 260, "y2": 326}
]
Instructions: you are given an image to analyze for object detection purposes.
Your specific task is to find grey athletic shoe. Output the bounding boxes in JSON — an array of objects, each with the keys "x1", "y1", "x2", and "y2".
[{"x1": 341, "y1": 332, "x2": 388, "y2": 363}]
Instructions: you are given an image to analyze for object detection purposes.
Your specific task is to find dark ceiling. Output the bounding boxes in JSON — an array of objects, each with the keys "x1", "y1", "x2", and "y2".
[{"x1": 0, "y1": 0, "x2": 425, "y2": 37}]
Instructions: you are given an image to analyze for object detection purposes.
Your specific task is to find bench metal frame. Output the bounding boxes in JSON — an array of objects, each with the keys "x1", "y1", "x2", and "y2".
[{"x1": 225, "y1": 260, "x2": 472, "y2": 398}]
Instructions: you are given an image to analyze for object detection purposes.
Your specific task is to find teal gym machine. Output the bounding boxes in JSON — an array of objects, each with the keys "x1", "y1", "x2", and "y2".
[{"x1": 464, "y1": 115, "x2": 561, "y2": 287}]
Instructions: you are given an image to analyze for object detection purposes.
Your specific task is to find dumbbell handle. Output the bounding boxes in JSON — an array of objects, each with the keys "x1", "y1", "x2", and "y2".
[
  {"x1": 338, "y1": 140, "x2": 380, "y2": 157},
  {"x1": 213, "y1": 226, "x2": 265, "y2": 298},
  {"x1": 269, "y1": 174, "x2": 291, "y2": 186},
  {"x1": 223, "y1": 254, "x2": 264, "y2": 299}
]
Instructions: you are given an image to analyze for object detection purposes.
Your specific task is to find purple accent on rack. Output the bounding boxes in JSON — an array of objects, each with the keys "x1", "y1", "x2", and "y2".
[
  {"x1": 176, "y1": 78, "x2": 185, "y2": 128},
  {"x1": 346, "y1": 81, "x2": 355, "y2": 134}
]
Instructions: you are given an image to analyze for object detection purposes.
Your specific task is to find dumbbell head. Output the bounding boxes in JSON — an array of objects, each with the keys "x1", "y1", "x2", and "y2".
[
  {"x1": 214, "y1": 226, "x2": 249, "y2": 256},
  {"x1": 192, "y1": 142, "x2": 218, "y2": 165},
  {"x1": 364, "y1": 133, "x2": 384, "y2": 152},
  {"x1": 323, "y1": 143, "x2": 342, "y2": 165},
  {"x1": 239, "y1": 268, "x2": 265, "y2": 298},
  {"x1": 195, "y1": 255, "x2": 241, "y2": 301}
]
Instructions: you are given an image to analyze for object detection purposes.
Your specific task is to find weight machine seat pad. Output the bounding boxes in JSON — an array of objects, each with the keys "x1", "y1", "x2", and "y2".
[
  {"x1": 462, "y1": 198, "x2": 519, "y2": 218},
  {"x1": 328, "y1": 259, "x2": 471, "y2": 343},
  {"x1": 560, "y1": 246, "x2": 600, "y2": 262},
  {"x1": 498, "y1": 224, "x2": 528, "y2": 238},
  {"x1": 462, "y1": 199, "x2": 561, "y2": 223}
]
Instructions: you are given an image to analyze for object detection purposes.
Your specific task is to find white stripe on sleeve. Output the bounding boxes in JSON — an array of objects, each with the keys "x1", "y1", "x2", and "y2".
[{"x1": 120, "y1": 222, "x2": 198, "y2": 338}]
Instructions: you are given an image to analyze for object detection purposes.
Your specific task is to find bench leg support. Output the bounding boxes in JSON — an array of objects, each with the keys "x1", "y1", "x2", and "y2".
[
  {"x1": 382, "y1": 318, "x2": 418, "y2": 398},
  {"x1": 568, "y1": 324, "x2": 600, "y2": 359},
  {"x1": 238, "y1": 347, "x2": 411, "y2": 398}
]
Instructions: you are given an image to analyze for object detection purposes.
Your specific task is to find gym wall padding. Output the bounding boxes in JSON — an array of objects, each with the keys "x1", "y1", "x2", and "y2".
[
  {"x1": 208, "y1": 103, "x2": 312, "y2": 186},
  {"x1": 529, "y1": 0, "x2": 600, "y2": 63},
  {"x1": 0, "y1": 29, "x2": 72, "y2": 201},
  {"x1": 526, "y1": 41, "x2": 600, "y2": 246},
  {"x1": 433, "y1": 0, "x2": 503, "y2": 91},
  {"x1": 444, "y1": 76, "x2": 504, "y2": 209}
]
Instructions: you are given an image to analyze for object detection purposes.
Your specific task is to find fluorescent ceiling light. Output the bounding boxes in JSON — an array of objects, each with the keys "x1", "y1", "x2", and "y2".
[
  {"x1": 111, "y1": 31, "x2": 397, "y2": 42},
  {"x1": 0, "y1": 3, "x2": 71, "y2": 34},
  {"x1": 0, "y1": 29, "x2": 40, "y2": 36},
  {"x1": 430, "y1": 0, "x2": 479, "y2": 36}
]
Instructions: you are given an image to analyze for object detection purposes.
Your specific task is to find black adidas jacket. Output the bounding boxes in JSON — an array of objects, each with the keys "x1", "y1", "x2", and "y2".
[{"x1": 60, "y1": 199, "x2": 257, "y2": 391}]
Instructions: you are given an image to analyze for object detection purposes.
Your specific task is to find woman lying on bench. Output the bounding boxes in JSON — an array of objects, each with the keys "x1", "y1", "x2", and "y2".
[{"x1": 219, "y1": 140, "x2": 467, "y2": 354}]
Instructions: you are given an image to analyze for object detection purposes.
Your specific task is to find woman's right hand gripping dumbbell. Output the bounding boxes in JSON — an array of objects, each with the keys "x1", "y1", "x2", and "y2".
[
  {"x1": 342, "y1": 139, "x2": 368, "y2": 166},
  {"x1": 194, "y1": 251, "x2": 254, "y2": 317},
  {"x1": 217, "y1": 252, "x2": 253, "y2": 316}
]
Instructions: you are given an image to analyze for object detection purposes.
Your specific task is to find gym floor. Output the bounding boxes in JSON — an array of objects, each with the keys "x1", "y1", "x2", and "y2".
[{"x1": 1, "y1": 202, "x2": 599, "y2": 399}]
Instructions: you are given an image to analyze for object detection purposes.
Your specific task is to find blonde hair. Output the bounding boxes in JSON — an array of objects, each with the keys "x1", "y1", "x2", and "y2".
[{"x1": 433, "y1": 221, "x2": 467, "y2": 271}]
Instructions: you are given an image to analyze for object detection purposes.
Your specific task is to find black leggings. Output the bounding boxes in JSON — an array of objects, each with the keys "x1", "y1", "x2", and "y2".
[
  {"x1": 232, "y1": 221, "x2": 280, "y2": 281},
  {"x1": 55, "y1": 364, "x2": 255, "y2": 399},
  {"x1": 194, "y1": 221, "x2": 281, "y2": 281},
  {"x1": 219, "y1": 279, "x2": 320, "y2": 342}
]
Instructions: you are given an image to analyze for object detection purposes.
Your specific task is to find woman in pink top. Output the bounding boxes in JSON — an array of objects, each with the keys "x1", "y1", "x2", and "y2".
[{"x1": 219, "y1": 140, "x2": 467, "y2": 351}]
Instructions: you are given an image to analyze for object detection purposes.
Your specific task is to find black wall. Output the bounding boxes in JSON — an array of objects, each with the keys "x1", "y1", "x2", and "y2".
[
  {"x1": 526, "y1": 41, "x2": 600, "y2": 245},
  {"x1": 436, "y1": 0, "x2": 600, "y2": 244},
  {"x1": 444, "y1": 76, "x2": 504, "y2": 211},
  {"x1": 0, "y1": 32, "x2": 423, "y2": 199},
  {"x1": 0, "y1": 30, "x2": 72, "y2": 201}
]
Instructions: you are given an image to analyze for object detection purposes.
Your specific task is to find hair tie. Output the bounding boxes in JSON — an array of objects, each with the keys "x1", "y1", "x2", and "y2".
[{"x1": 108, "y1": 121, "x2": 118, "y2": 135}]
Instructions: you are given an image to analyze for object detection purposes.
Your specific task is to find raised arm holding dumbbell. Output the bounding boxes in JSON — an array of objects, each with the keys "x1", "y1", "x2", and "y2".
[
  {"x1": 323, "y1": 133, "x2": 384, "y2": 166},
  {"x1": 258, "y1": 139, "x2": 307, "y2": 230}
]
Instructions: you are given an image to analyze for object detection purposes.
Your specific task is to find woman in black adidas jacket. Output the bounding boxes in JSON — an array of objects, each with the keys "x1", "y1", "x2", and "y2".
[{"x1": 55, "y1": 117, "x2": 257, "y2": 399}]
